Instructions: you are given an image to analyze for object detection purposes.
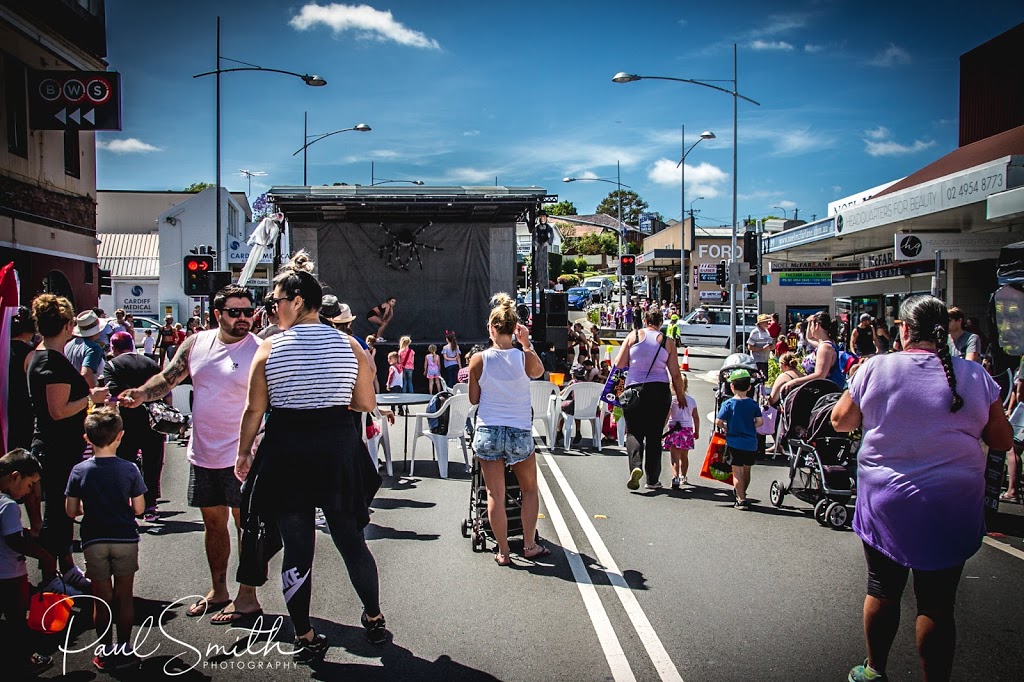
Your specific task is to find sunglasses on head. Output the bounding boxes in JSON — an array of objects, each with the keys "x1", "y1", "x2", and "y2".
[{"x1": 221, "y1": 307, "x2": 255, "y2": 318}]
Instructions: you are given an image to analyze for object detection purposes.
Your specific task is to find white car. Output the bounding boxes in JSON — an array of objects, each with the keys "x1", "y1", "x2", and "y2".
[
  {"x1": 677, "y1": 306, "x2": 758, "y2": 348},
  {"x1": 581, "y1": 277, "x2": 613, "y2": 303},
  {"x1": 129, "y1": 316, "x2": 163, "y2": 348}
]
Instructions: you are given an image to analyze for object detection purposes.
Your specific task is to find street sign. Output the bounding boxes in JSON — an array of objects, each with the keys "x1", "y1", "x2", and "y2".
[{"x1": 28, "y1": 70, "x2": 122, "y2": 130}]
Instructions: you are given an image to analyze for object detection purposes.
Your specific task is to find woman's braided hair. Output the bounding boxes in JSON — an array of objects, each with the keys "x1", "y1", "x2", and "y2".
[{"x1": 899, "y1": 295, "x2": 964, "y2": 413}]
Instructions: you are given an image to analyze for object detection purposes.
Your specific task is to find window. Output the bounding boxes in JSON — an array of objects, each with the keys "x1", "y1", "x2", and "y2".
[
  {"x1": 228, "y1": 204, "x2": 240, "y2": 237},
  {"x1": 64, "y1": 127, "x2": 81, "y2": 178},
  {"x1": 4, "y1": 57, "x2": 28, "y2": 158}
]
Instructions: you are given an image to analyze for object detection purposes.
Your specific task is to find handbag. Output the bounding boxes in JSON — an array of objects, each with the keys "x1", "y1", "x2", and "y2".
[
  {"x1": 28, "y1": 579, "x2": 75, "y2": 633},
  {"x1": 699, "y1": 432, "x2": 735, "y2": 486},
  {"x1": 757, "y1": 404, "x2": 779, "y2": 436},
  {"x1": 617, "y1": 331, "x2": 667, "y2": 411},
  {"x1": 145, "y1": 400, "x2": 189, "y2": 435}
]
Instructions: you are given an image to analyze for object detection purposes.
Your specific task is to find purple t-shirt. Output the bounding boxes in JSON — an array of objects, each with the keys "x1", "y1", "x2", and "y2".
[{"x1": 848, "y1": 350, "x2": 1000, "y2": 570}]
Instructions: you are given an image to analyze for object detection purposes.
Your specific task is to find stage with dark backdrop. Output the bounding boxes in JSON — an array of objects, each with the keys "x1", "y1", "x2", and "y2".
[{"x1": 290, "y1": 220, "x2": 515, "y2": 343}]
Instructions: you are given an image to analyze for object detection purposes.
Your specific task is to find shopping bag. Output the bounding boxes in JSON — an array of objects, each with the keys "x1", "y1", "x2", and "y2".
[
  {"x1": 699, "y1": 432, "x2": 734, "y2": 486},
  {"x1": 600, "y1": 367, "x2": 628, "y2": 408},
  {"x1": 757, "y1": 405, "x2": 779, "y2": 436},
  {"x1": 28, "y1": 588, "x2": 75, "y2": 633}
]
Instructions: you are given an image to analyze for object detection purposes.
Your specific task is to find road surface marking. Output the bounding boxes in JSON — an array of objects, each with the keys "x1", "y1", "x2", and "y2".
[
  {"x1": 543, "y1": 454, "x2": 685, "y2": 682},
  {"x1": 536, "y1": 465, "x2": 637, "y2": 682},
  {"x1": 983, "y1": 535, "x2": 1024, "y2": 561}
]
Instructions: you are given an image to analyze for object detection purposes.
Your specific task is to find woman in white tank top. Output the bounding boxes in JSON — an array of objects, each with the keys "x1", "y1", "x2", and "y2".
[{"x1": 468, "y1": 293, "x2": 548, "y2": 566}]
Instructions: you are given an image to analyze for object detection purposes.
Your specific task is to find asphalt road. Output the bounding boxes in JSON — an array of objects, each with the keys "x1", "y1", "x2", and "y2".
[{"x1": 25, "y1": 350, "x2": 1024, "y2": 681}]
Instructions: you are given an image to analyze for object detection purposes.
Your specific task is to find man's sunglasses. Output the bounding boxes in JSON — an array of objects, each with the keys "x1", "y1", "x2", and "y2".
[
  {"x1": 266, "y1": 296, "x2": 295, "y2": 309},
  {"x1": 221, "y1": 307, "x2": 255, "y2": 318}
]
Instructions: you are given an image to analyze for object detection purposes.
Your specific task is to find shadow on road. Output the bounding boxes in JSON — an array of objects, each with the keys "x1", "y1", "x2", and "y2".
[{"x1": 370, "y1": 497, "x2": 436, "y2": 511}]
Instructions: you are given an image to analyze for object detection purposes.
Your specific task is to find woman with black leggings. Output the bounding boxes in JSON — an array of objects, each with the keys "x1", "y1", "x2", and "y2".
[
  {"x1": 235, "y1": 251, "x2": 385, "y2": 663},
  {"x1": 613, "y1": 308, "x2": 687, "y2": 490}
]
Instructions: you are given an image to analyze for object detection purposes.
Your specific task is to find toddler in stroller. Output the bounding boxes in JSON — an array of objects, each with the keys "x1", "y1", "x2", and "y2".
[{"x1": 768, "y1": 379, "x2": 858, "y2": 529}]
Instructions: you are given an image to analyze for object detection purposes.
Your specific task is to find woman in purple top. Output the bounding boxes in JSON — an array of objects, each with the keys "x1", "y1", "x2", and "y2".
[
  {"x1": 613, "y1": 308, "x2": 686, "y2": 491},
  {"x1": 832, "y1": 296, "x2": 1012, "y2": 682}
]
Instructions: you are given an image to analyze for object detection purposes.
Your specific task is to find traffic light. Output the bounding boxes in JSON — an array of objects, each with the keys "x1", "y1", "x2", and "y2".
[
  {"x1": 720, "y1": 289, "x2": 729, "y2": 302},
  {"x1": 98, "y1": 268, "x2": 112, "y2": 296},
  {"x1": 183, "y1": 255, "x2": 213, "y2": 295},
  {"x1": 207, "y1": 271, "x2": 232, "y2": 296},
  {"x1": 620, "y1": 254, "x2": 636, "y2": 276},
  {"x1": 743, "y1": 231, "x2": 758, "y2": 268},
  {"x1": 715, "y1": 260, "x2": 727, "y2": 287}
]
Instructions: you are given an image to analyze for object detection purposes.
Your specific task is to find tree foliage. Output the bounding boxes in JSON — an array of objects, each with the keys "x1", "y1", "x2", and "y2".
[
  {"x1": 251, "y1": 193, "x2": 272, "y2": 221},
  {"x1": 543, "y1": 200, "x2": 577, "y2": 216},
  {"x1": 184, "y1": 182, "x2": 215, "y2": 193},
  {"x1": 576, "y1": 232, "x2": 619, "y2": 257},
  {"x1": 596, "y1": 189, "x2": 649, "y2": 227}
]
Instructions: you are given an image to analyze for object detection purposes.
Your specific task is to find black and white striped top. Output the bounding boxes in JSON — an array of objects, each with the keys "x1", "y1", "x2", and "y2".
[{"x1": 265, "y1": 323, "x2": 359, "y2": 409}]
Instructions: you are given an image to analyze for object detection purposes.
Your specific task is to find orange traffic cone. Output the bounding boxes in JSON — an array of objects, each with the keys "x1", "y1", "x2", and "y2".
[{"x1": 681, "y1": 347, "x2": 690, "y2": 372}]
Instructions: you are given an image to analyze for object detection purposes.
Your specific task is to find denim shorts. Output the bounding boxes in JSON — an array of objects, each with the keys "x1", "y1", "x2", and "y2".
[{"x1": 472, "y1": 425, "x2": 535, "y2": 465}]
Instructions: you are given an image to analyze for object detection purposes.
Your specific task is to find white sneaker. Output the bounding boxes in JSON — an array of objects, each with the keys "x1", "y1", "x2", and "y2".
[
  {"x1": 42, "y1": 575, "x2": 84, "y2": 597},
  {"x1": 62, "y1": 566, "x2": 92, "y2": 593},
  {"x1": 314, "y1": 509, "x2": 327, "y2": 528},
  {"x1": 681, "y1": 476, "x2": 689, "y2": 486}
]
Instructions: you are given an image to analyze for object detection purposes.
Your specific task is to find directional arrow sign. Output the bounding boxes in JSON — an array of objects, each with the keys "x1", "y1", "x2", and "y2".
[
  {"x1": 69, "y1": 109, "x2": 80, "y2": 124},
  {"x1": 29, "y1": 70, "x2": 122, "y2": 130},
  {"x1": 83, "y1": 108, "x2": 95, "y2": 125},
  {"x1": 54, "y1": 108, "x2": 66, "y2": 124}
]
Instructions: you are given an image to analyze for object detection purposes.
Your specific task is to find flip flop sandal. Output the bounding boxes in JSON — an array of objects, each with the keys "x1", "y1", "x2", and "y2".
[
  {"x1": 494, "y1": 552, "x2": 512, "y2": 567},
  {"x1": 186, "y1": 598, "x2": 231, "y2": 618},
  {"x1": 210, "y1": 608, "x2": 264, "y2": 625},
  {"x1": 523, "y1": 544, "x2": 552, "y2": 560}
]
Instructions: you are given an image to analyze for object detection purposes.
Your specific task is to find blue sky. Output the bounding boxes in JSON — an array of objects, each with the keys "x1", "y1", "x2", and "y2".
[{"x1": 98, "y1": 1, "x2": 1023, "y2": 227}]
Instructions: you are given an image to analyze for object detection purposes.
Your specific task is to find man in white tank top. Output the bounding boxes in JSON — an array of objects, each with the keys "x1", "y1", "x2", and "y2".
[{"x1": 119, "y1": 286, "x2": 264, "y2": 623}]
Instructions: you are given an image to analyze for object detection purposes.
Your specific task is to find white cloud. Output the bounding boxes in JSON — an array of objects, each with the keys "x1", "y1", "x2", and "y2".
[
  {"x1": 577, "y1": 171, "x2": 599, "y2": 180},
  {"x1": 862, "y1": 127, "x2": 935, "y2": 156},
  {"x1": 868, "y1": 43, "x2": 910, "y2": 67},
  {"x1": 751, "y1": 40, "x2": 794, "y2": 51},
  {"x1": 778, "y1": 199, "x2": 797, "y2": 209},
  {"x1": 738, "y1": 189, "x2": 784, "y2": 201},
  {"x1": 832, "y1": 185, "x2": 843, "y2": 195},
  {"x1": 804, "y1": 43, "x2": 824, "y2": 53},
  {"x1": 677, "y1": 18, "x2": 688, "y2": 27},
  {"x1": 289, "y1": 3, "x2": 441, "y2": 50},
  {"x1": 447, "y1": 167, "x2": 497, "y2": 184},
  {"x1": 96, "y1": 138, "x2": 161, "y2": 153},
  {"x1": 750, "y1": 14, "x2": 808, "y2": 37},
  {"x1": 463, "y1": 130, "x2": 480, "y2": 137},
  {"x1": 647, "y1": 159, "x2": 728, "y2": 199}
]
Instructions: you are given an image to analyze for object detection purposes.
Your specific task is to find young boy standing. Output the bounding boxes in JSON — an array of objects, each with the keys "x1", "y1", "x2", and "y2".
[
  {"x1": 0, "y1": 449, "x2": 54, "y2": 676},
  {"x1": 65, "y1": 408, "x2": 147, "y2": 671},
  {"x1": 715, "y1": 369, "x2": 763, "y2": 509}
]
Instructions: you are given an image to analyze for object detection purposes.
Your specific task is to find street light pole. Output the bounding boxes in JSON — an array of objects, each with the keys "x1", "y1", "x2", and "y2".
[
  {"x1": 215, "y1": 16, "x2": 221, "y2": 269},
  {"x1": 562, "y1": 169, "x2": 632, "y2": 306},
  {"x1": 612, "y1": 42, "x2": 759, "y2": 352},
  {"x1": 676, "y1": 127, "x2": 715, "y2": 312},
  {"x1": 293, "y1": 120, "x2": 371, "y2": 182}
]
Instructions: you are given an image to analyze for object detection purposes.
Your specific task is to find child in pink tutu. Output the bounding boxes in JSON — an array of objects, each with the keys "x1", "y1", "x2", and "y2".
[{"x1": 663, "y1": 375, "x2": 699, "y2": 488}]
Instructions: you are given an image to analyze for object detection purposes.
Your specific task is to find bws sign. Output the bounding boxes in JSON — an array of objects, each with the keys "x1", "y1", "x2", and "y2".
[
  {"x1": 28, "y1": 70, "x2": 122, "y2": 130},
  {"x1": 113, "y1": 281, "x2": 158, "y2": 317}
]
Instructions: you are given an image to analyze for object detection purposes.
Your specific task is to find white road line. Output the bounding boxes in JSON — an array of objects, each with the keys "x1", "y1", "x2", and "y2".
[
  {"x1": 543, "y1": 454, "x2": 685, "y2": 682},
  {"x1": 983, "y1": 535, "x2": 1024, "y2": 561},
  {"x1": 536, "y1": 464, "x2": 637, "y2": 682}
]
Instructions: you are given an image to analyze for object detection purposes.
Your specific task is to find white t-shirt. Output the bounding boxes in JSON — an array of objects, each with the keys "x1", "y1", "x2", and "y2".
[
  {"x1": 747, "y1": 327, "x2": 773, "y2": 363},
  {"x1": 668, "y1": 395, "x2": 698, "y2": 429},
  {"x1": 0, "y1": 492, "x2": 27, "y2": 578},
  {"x1": 143, "y1": 335, "x2": 156, "y2": 354}
]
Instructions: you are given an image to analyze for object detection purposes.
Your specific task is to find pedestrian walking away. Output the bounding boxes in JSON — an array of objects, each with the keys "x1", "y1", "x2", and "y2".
[
  {"x1": 664, "y1": 374, "x2": 699, "y2": 488},
  {"x1": 715, "y1": 369, "x2": 763, "y2": 508},
  {"x1": 117, "y1": 285, "x2": 263, "y2": 624},
  {"x1": 234, "y1": 251, "x2": 387, "y2": 659},
  {"x1": 468, "y1": 293, "x2": 548, "y2": 566}
]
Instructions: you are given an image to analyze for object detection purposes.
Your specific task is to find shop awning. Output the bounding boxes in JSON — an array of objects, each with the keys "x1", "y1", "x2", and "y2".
[{"x1": 98, "y1": 233, "x2": 159, "y2": 278}]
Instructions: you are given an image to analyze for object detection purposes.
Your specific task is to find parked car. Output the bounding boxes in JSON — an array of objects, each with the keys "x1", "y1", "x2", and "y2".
[
  {"x1": 566, "y1": 287, "x2": 593, "y2": 310},
  {"x1": 677, "y1": 305, "x2": 758, "y2": 348},
  {"x1": 581, "y1": 277, "x2": 613, "y2": 303},
  {"x1": 130, "y1": 316, "x2": 163, "y2": 348}
]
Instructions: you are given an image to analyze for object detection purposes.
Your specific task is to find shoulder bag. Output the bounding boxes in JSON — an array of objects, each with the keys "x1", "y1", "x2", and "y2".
[
  {"x1": 618, "y1": 331, "x2": 667, "y2": 411},
  {"x1": 145, "y1": 400, "x2": 189, "y2": 435}
]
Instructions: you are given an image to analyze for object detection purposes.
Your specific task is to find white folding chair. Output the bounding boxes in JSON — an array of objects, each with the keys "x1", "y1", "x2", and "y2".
[
  {"x1": 451, "y1": 382, "x2": 469, "y2": 395},
  {"x1": 559, "y1": 383, "x2": 604, "y2": 449},
  {"x1": 410, "y1": 393, "x2": 472, "y2": 478},
  {"x1": 616, "y1": 411, "x2": 627, "y2": 448},
  {"x1": 529, "y1": 381, "x2": 560, "y2": 447},
  {"x1": 362, "y1": 409, "x2": 393, "y2": 477}
]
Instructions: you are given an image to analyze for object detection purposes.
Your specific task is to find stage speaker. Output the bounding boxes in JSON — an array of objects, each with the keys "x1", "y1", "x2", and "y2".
[{"x1": 543, "y1": 292, "x2": 569, "y2": 327}]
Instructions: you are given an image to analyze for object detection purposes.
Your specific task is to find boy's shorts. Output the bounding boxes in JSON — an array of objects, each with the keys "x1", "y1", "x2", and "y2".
[
  {"x1": 84, "y1": 542, "x2": 139, "y2": 580},
  {"x1": 726, "y1": 446, "x2": 757, "y2": 467},
  {"x1": 472, "y1": 425, "x2": 534, "y2": 466}
]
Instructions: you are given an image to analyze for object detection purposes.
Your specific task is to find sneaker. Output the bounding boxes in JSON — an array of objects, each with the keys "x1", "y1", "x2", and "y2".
[
  {"x1": 671, "y1": 477, "x2": 681, "y2": 489},
  {"x1": 314, "y1": 509, "x2": 327, "y2": 528},
  {"x1": 292, "y1": 632, "x2": 328, "y2": 664},
  {"x1": 93, "y1": 654, "x2": 115, "y2": 671},
  {"x1": 62, "y1": 566, "x2": 92, "y2": 593},
  {"x1": 22, "y1": 653, "x2": 53, "y2": 676},
  {"x1": 361, "y1": 611, "x2": 388, "y2": 645},
  {"x1": 143, "y1": 507, "x2": 159, "y2": 523},
  {"x1": 680, "y1": 476, "x2": 689, "y2": 486},
  {"x1": 849, "y1": 660, "x2": 886, "y2": 681},
  {"x1": 111, "y1": 652, "x2": 141, "y2": 670},
  {"x1": 41, "y1": 575, "x2": 84, "y2": 597},
  {"x1": 645, "y1": 482, "x2": 663, "y2": 490},
  {"x1": 740, "y1": 499, "x2": 752, "y2": 508},
  {"x1": 627, "y1": 468, "x2": 643, "y2": 490}
]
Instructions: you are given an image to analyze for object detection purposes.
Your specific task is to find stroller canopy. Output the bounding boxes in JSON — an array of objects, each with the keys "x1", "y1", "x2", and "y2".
[{"x1": 779, "y1": 379, "x2": 842, "y2": 443}]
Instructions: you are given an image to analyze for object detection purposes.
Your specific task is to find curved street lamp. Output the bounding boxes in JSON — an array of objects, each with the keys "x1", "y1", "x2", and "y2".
[
  {"x1": 675, "y1": 127, "x2": 715, "y2": 310},
  {"x1": 773, "y1": 206, "x2": 789, "y2": 219},
  {"x1": 371, "y1": 179, "x2": 424, "y2": 186},
  {"x1": 293, "y1": 114, "x2": 371, "y2": 185},
  {"x1": 193, "y1": 16, "x2": 327, "y2": 269},
  {"x1": 614, "y1": 43, "x2": 760, "y2": 351},
  {"x1": 563, "y1": 163, "x2": 632, "y2": 305}
]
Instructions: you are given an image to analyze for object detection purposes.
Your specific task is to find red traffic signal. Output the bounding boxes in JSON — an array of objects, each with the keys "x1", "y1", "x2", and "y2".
[
  {"x1": 620, "y1": 254, "x2": 636, "y2": 276},
  {"x1": 183, "y1": 255, "x2": 214, "y2": 295}
]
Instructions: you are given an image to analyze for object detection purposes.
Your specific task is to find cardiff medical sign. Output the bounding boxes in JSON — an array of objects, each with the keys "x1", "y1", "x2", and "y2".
[
  {"x1": 113, "y1": 281, "x2": 158, "y2": 317},
  {"x1": 893, "y1": 232, "x2": 1019, "y2": 261},
  {"x1": 28, "y1": 70, "x2": 122, "y2": 130}
]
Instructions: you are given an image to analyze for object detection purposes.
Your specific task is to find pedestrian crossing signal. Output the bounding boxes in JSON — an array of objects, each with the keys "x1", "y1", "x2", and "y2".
[
  {"x1": 620, "y1": 254, "x2": 636, "y2": 276},
  {"x1": 183, "y1": 255, "x2": 213, "y2": 295}
]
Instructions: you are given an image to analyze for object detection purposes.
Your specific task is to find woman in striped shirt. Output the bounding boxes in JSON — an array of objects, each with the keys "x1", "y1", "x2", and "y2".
[{"x1": 234, "y1": 252, "x2": 387, "y2": 661}]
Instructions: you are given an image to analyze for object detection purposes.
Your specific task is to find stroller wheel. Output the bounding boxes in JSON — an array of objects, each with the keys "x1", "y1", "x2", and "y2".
[
  {"x1": 825, "y1": 501, "x2": 849, "y2": 529},
  {"x1": 813, "y1": 498, "x2": 830, "y2": 526},
  {"x1": 461, "y1": 519, "x2": 470, "y2": 539},
  {"x1": 769, "y1": 480, "x2": 785, "y2": 508}
]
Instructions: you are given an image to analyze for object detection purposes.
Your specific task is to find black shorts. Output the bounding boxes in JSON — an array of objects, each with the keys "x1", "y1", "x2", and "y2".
[
  {"x1": 863, "y1": 542, "x2": 964, "y2": 612},
  {"x1": 726, "y1": 446, "x2": 757, "y2": 467},
  {"x1": 188, "y1": 464, "x2": 242, "y2": 508}
]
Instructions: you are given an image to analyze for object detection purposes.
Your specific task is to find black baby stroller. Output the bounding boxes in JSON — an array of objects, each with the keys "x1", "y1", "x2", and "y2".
[
  {"x1": 768, "y1": 379, "x2": 858, "y2": 529},
  {"x1": 460, "y1": 455, "x2": 535, "y2": 553},
  {"x1": 714, "y1": 353, "x2": 766, "y2": 414}
]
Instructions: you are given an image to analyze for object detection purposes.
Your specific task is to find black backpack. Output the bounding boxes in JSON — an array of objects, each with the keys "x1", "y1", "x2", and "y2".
[{"x1": 426, "y1": 390, "x2": 453, "y2": 434}]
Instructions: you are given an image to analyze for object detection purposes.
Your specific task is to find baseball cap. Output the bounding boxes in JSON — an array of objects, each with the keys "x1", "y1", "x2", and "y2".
[
  {"x1": 859, "y1": 313, "x2": 871, "y2": 321},
  {"x1": 670, "y1": 314, "x2": 679, "y2": 321},
  {"x1": 728, "y1": 368, "x2": 751, "y2": 382}
]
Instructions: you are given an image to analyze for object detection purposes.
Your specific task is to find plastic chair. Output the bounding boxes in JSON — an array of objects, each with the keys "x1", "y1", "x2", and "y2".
[
  {"x1": 410, "y1": 393, "x2": 472, "y2": 478},
  {"x1": 451, "y1": 382, "x2": 469, "y2": 395},
  {"x1": 362, "y1": 409, "x2": 393, "y2": 477},
  {"x1": 559, "y1": 383, "x2": 604, "y2": 449},
  {"x1": 529, "y1": 381, "x2": 560, "y2": 447},
  {"x1": 616, "y1": 413, "x2": 627, "y2": 448}
]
